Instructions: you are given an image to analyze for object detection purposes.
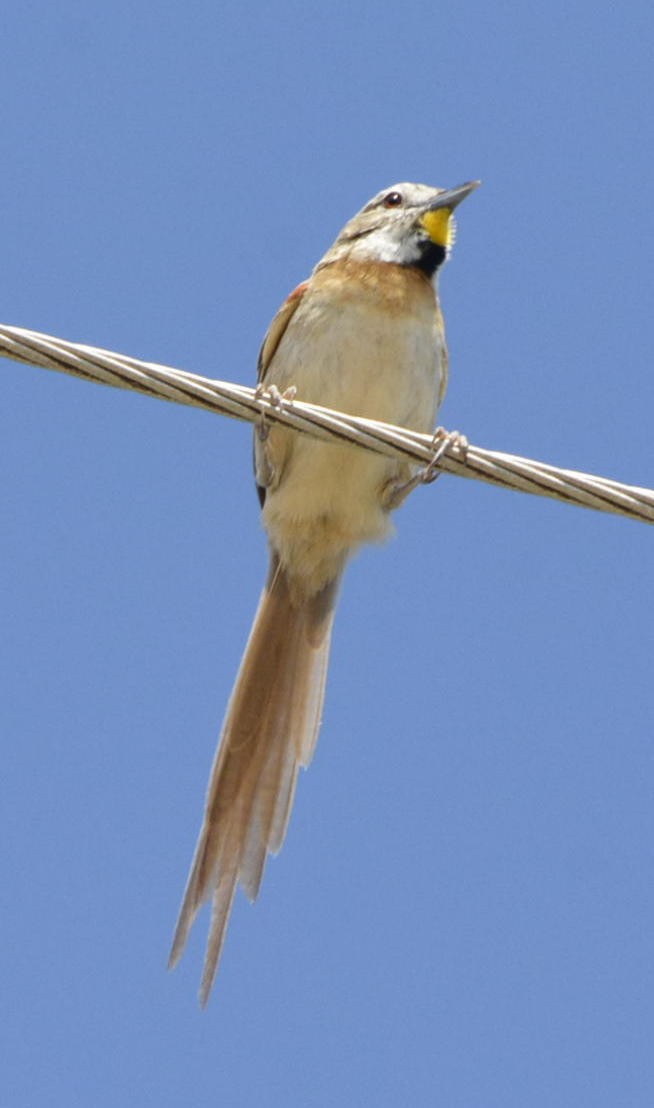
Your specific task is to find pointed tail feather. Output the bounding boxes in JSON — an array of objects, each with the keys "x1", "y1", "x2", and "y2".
[{"x1": 168, "y1": 556, "x2": 339, "y2": 1003}]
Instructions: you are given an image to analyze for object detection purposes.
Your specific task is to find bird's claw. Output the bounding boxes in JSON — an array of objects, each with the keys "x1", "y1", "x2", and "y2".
[
  {"x1": 382, "y1": 427, "x2": 468, "y2": 510},
  {"x1": 420, "y1": 427, "x2": 468, "y2": 484},
  {"x1": 255, "y1": 384, "x2": 297, "y2": 441}
]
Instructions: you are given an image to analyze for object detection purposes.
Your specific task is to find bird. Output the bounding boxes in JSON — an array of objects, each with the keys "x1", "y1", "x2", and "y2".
[{"x1": 168, "y1": 178, "x2": 479, "y2": 1004}]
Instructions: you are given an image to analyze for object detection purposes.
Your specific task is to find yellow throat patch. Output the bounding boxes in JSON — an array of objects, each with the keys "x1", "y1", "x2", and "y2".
[{"x1": 420, "y1": 208, "x2": 454, "y2": 248}]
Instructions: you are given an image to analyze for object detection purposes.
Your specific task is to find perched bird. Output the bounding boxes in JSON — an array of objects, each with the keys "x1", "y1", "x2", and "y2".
[{"x1": 168, "y1": 179, "x2": 479, "y2": 1004}]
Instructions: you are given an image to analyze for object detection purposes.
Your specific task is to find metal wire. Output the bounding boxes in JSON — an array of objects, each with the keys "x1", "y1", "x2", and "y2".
[{"x1": 2, "y1": 322, "x2": 653, "y2": 525}]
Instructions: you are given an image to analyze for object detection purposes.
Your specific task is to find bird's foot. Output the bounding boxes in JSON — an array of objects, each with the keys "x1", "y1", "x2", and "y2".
[
  {"x1": 254, "y1": 384, "x2": 297, "y2": 490},
  {"x1": 382, "y1": 427, "x2": 468, "y2": 509},
  {"x1": 420, "y1": 427, "x2": 468, "y2": 484},
  {"x1": 254, "y1": 383, "x2": 297, "y2": 439}
]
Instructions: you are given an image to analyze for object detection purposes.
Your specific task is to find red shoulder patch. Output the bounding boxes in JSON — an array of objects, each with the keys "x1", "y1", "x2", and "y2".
[{"x1": 285, "y1": 280, "x2": 309, "y2": 304}]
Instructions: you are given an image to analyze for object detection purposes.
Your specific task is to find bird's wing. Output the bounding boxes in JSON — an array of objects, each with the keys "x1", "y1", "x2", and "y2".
[
  {"x1": 256, "y1": 280, "x2": 309, "y2": 382},
  {"x1": 255, "y1": 280, "x2": 310, "y2": 506}
]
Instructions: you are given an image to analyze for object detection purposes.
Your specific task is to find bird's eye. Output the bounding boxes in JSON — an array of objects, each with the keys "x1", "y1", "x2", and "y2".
[{"x1": 383, "y1": 191, "x2": 403, "y2": 208}]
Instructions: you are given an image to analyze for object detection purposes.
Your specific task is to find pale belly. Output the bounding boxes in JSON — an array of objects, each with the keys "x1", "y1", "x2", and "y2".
[{"x1": 258, "y1": 287, "x2": 446, "y2": 593}]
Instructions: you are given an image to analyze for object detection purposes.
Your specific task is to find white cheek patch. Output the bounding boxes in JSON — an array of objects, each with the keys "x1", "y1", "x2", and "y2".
[{"x1": 349, "y1": 227, "x2": 422, "y2": 266}]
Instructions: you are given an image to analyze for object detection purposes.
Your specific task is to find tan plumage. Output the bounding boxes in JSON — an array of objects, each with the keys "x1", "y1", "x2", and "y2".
[
  {"x1": 168, "y1": 556, "x2": 338, "y2": 1004},
  {"x1": 169, "y1": 180, "x2": 478, "y2": 1003}
]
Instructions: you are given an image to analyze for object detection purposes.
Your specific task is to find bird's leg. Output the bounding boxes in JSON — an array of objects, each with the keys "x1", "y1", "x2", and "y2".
[
  {"x1": 254, "y1": 383, "x2": 297, "y2": 490},
  {"x1": 382, "y1": 428, "x2": 468, "y2": 510},
  {"x1": 255, "y1": 383, "x2": 298, "y2": 435}
]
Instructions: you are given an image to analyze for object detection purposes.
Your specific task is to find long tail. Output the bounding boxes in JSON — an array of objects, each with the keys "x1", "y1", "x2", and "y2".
[{"x1": 168, "y1": 555, "x2": 339, "y2": 1005}]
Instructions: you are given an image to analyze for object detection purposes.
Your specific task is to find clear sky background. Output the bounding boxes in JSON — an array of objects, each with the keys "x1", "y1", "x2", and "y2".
[{"x1": 2, "y1": 2, "x2": 653, "y2": 1105}]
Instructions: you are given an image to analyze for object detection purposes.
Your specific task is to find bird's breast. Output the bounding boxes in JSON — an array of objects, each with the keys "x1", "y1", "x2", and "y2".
[
  {"x1": 259, "y1": 261, "x2": 448, "y2": 593},
  {"x1": 271, "y1": 261, "x2": 446, "y2": 426}
]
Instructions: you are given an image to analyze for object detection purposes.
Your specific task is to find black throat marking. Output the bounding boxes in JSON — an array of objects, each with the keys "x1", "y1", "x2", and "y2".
[{"x1": 412, "y1": 241, "x2": 447, "y2": 278}]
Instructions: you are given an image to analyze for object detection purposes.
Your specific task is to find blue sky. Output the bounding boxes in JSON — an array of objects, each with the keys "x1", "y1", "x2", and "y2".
[{"x1": 2, "y1": 2, "x2": 654, "y2": 1105}]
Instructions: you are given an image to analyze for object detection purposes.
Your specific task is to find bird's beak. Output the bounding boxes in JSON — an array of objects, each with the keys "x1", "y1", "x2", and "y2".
[{"x1": 427, "y1": 180, "x2": 481, "y2": 212}]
